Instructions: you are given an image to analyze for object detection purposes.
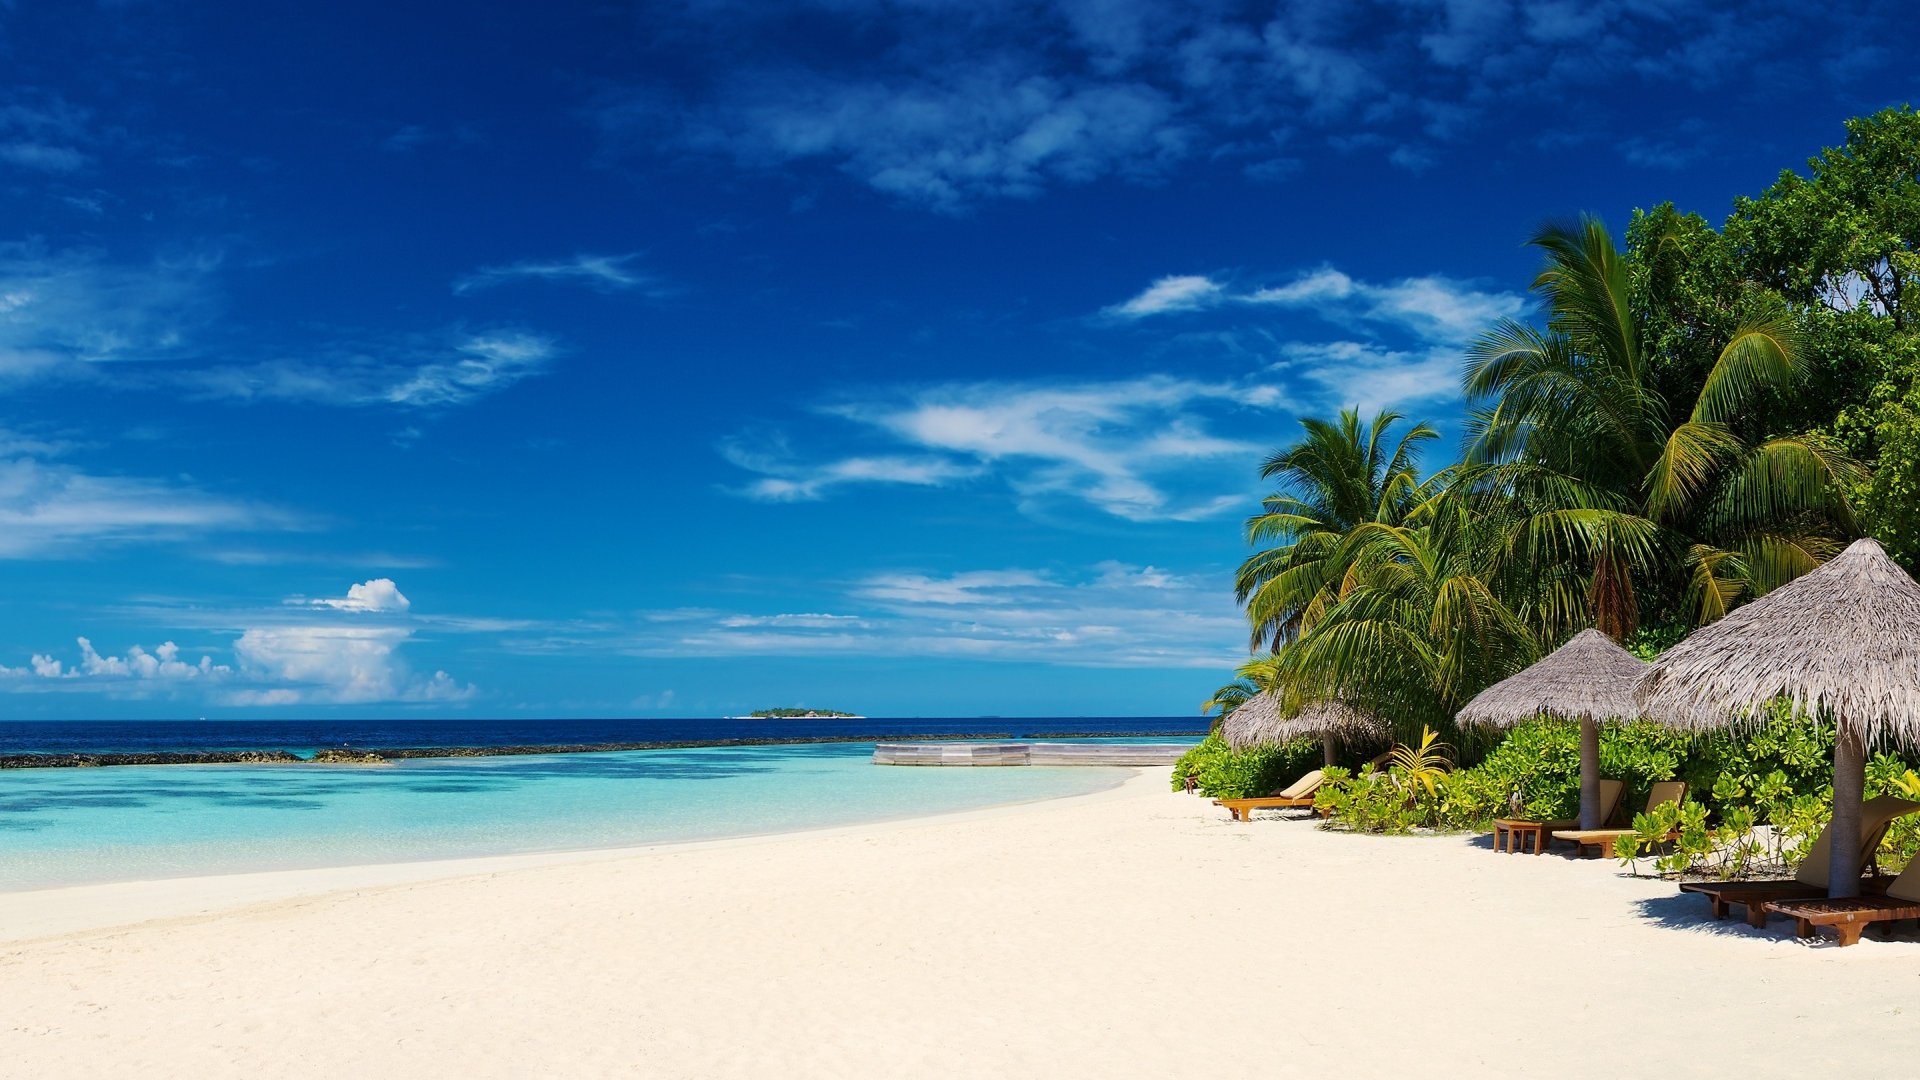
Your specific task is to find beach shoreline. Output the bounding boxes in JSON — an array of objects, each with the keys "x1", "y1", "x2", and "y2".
[
  {"x1": 0, "y1": 770, "x2": 1140, "y2": 943},
  {"x1": 5, "y1": 768, "x2": 1917, "y2": 1079}
]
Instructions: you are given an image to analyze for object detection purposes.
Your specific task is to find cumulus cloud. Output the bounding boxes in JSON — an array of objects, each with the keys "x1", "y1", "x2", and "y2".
[
  {"x1": 452, "y1": 253, "x2": 663, "y2": 296},
  {"x1": 229, "y1": 625, "x2": 471, "y2": 705},
  {"x1": 2, "y1": 579, "x2": 475, "y2": 705},
  {"x1": 310, "y1": 578, "x2": 412, "y2": 612},
  {"x1": 3, "y1": 638, "x2": 229, "y2": 682}
]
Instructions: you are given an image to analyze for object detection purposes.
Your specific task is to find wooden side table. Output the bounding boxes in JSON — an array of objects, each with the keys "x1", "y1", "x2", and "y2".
[{"x1": 1492, "y1": 818, "x2": 1547, "y2": 855}]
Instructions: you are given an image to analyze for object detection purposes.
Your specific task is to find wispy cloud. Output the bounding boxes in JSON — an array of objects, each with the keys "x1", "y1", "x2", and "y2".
[
  {"x1": 0, "y1": 241, "x2": 220, "y2": 381},
  {"x1": 725, "y1": 375, "x2": 1273, "y2": 522},
  {"x1": 1106, "y1": 274, "x2": 1223, "y2": 317},
  {"x1": 452, "y1": 253, "x2": 661, "y2": 296},
  {"x1": 551, "y1": 560, "x2": 1246, "y2": 669},
  {"x1": 1111, "y1": 267, "x2": 1527, "y2": 345},
  {"x1": 0, "y1": 456, "x2": 297, "y2": 558},
  {"x1": 0, "y1": 93, "x2": 92, "y2": 174},
  {"x1": 594, "y1": 1, "x2": 1879, "y2": 209},
  {"x1": 185, "y1": 330, "x2": 557, "y2": 409},
  {"x1": 0, "y1": 241, "x2": 562, "y2": 411}
]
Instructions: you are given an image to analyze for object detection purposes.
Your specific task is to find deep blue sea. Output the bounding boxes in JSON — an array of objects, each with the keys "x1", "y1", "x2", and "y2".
[
  {"x1": 0, "y1": 719, "x2": 1203, "y2": 893},
  {"x1": 0, "y1": 716, "x2": 1203, "y2": 755}
]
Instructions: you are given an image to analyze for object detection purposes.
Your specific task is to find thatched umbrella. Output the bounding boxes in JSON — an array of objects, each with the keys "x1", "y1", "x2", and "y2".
[
  {"x1": 1456, "y1": 628, "x2": 1647, "y2": 829},
  {"x1": 1637, "y1": 538, "x2": 1920, "y2": 898},
  {"x1": 1222, "y1": 692, "x2": 1385, "y2": 766}
]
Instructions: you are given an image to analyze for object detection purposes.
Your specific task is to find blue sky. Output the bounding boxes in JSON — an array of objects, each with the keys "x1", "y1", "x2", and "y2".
[{"x1": 0, "y1": 1, "x2": 1910, "y2": 719}]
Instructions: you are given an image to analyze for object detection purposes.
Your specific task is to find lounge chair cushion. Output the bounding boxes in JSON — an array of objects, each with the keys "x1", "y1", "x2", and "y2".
[
  {"x1": 1276, "y1": 769, "x2": 1324, "y2": 800},
  {"x1": 1793, "y1": 795, "x2": 1920, "y2": 888}
]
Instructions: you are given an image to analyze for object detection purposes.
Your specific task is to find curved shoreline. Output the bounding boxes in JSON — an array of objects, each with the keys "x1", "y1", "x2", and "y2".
[{"x1": 0, "y1": 768, "x2": 1149, "y2": 943}]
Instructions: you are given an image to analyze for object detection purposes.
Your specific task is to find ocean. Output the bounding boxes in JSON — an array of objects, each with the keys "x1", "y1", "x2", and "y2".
[{"x1": 0, "y1": 718, "x2": 1204, "y2": 892}]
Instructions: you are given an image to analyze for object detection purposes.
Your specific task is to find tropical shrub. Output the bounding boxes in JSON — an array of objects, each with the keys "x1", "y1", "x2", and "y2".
[
  {"x1": 1447, "y1": 718, "x2": 1689, "y2": 823},
  {"x1": 1315, "y1": 729, "x2": 1501, "y2": 833},
  {"x1": 1680, "y1": 705, "x2": 1833, "y2": 809},
  {"x1": 1170, "y1": 733, "x2": 1320, "y2": 799}
]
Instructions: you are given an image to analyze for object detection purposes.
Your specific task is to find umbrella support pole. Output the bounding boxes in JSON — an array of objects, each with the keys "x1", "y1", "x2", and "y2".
[
  {"x1": 1322, "y1": 732, "x2": 1337, "y2": 768},
  {"x1": 1579, "y1": 716, "x2": 1602, "y2": 831},
  {"x1": 1831, "y1": 726, "x2": 1867, "y2": 898}
]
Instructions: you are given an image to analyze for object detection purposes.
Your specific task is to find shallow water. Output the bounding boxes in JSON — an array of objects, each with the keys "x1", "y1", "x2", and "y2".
[{"x1": 0, "y1": 741, "x2": 1179, "y2": 892}]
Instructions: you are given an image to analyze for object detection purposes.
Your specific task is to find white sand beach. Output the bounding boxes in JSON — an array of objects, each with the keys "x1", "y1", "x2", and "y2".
[{"x1": 2, "y1": 768, "x2": 1914, "y2": 1079}]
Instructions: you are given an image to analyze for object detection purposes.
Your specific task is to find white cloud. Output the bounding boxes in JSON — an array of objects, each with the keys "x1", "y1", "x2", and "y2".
[
  {"x1": 0, "y1": 94, "x2": 92, "y2": 174},
  {"x1": 1273, "y1": 341, "x2": 1463, "y2": 415},
  {"x1": 0, "y1": 241, "x2": 220, "y2": 381},
  {"x1": 187, "y1": 331, "x2": 556, "y2": 409},
  {"x1": 0, "y1": 240, "x2": 559, "y2": 411},
  {"x1": 453, "y1": 253, "x2": 662, "y2": 296},
  {"x1": 2, "y1": 638, "x2": 229, "y2": 682},
  {"x1": 856, "y1": 570, "x2": 1054, "y2": 606},
  {"x1": 1107, "y1": 274, "x2": 1224, "y2": 317},
  {"x1": 1116, "y1": 266, "x2": 1528, "y2": 346},
  {"x1": 594, "y1": 1, "x2": 1864, "y2": 208},
  {"x1": 727, "y1": 375, "x2": 1272, "y2": 522},
  {"x1": 589, "y1": 560, "x2": 1246, "y2": 669},
  {"x1": 310, "y1": 578, "x2": 412, "y2": 613},
  {"x1": 2, "y1": 579, "x2": 475, "y2": 705},
  {"x1": 623, "y1": 62, "x2": 1188, "y2": 211},
  {"x1": 0, "y1": 456, "x2": 294, "y2": 558},
  {"x1": 228, "y1": 625, "x2": 472, "y2": 705}
]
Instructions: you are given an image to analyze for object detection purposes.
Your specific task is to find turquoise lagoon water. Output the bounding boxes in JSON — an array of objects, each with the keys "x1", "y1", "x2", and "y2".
[{"x1": 0, "y1": 741, "x2": 1177, "y2": 892}]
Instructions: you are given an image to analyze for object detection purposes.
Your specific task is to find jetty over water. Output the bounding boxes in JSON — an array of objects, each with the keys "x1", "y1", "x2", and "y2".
[{"x1": 872, "y1": 742, "x2": 1192, "y2": 766}]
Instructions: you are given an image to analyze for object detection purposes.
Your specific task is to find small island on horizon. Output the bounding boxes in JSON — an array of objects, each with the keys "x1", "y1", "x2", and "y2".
[{"x1": 738, "y1": 708, "x2": 865, "y2": 719}]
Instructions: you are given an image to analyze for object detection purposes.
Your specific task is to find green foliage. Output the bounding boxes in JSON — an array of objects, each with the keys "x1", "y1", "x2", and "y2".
[
  {"x1": 1238, "y1": 409, "x2": 1440, "y2": 653},
  {"x1": 1315, "y1": 764, "x2": 1498, "y2": 835},
  {"x1": 1169, "y1": 733, "x2": 1320, "y2": 799},
  {"x1": 1862, "y1": 383, "x2": 1920, "y2": 571},
  {"x1": 1315, "y1": 731, "x2": 1499, "y2": 834},
  {"x1": 1681, "y1": 704, "x2": 1833, "y2": 806},
  {"x1": 1445, "y1": 718, "x2": 1689, "y2": 824},
  {"x1": 1457, "y1": 718, "x2": 1580, "y2": 821}
]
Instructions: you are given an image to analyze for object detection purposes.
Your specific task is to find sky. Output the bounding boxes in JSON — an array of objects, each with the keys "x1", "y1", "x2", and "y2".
[{"x1": 0, "y1": 1, "x2": 1911, "y2": 720}]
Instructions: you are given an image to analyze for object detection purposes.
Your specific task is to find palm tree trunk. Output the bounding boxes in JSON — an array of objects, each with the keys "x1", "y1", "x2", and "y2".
[
  {"x1": 1830, "y1": 724, "x2": 1867, "y2": 898},
  {"x1": 1579, "y1": 716, "x2": 1602, "y2": 830},
  {"x1": 1322, "y1": 731, "x2": 1337, "y2": 768}
]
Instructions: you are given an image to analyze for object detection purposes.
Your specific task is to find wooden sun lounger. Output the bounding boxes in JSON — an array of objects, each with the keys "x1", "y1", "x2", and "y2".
[
  {"x1": 1680, "y1": 795, "x2": 1920, "y2": 927},
  {"x1": 1552, "y1": 781, "x2": 1688, "y2": 858},
  {"x1": 1213, "y1": 753, "x2": 1396, "y2": 822},
  {"x1": 1764, "y1": 894, "x2": 1920, "y2": 947},
  {"x1": 1680, "y1": 877, "x2": 1893, "y2": 928},
  {"x1": 1216, "y1": 794, "x2": 1318, "y2": 821},
  {"x1": 1214, "y1": 769, "x2": 1324, "y2": 822}
]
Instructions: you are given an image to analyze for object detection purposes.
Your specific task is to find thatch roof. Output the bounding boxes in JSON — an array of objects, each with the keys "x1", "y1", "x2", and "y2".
[
  {"x1": 1455, "y1": 628, "x2": 1646, "y2": 729},
  {"x1": 1221, "y1": 692, "x2": 1385, "y2": 751},
  {"x1": 1636, "y1": 538, "x2": 1920, "y2": 743}
]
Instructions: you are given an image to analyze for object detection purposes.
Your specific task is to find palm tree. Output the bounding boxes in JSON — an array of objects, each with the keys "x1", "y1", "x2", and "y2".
[
  {"x1": 1199, "y1": 656, "x2": 1280, "y2": 731},
  {"x1": 1461, "y1": 216, "x2": 1861, "y2": 638},
  {"x1": 1277, "y1": 498, "x2": 1538, "y2": 737},
  {"x1": 1236, "y1": 409, "x2": 1439, "y2": 652}
]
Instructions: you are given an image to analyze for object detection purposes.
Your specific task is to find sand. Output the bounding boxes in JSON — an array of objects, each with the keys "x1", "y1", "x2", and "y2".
[{"x1": 2, "y1": 768, "x2": 1914, "y2": 1079}]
